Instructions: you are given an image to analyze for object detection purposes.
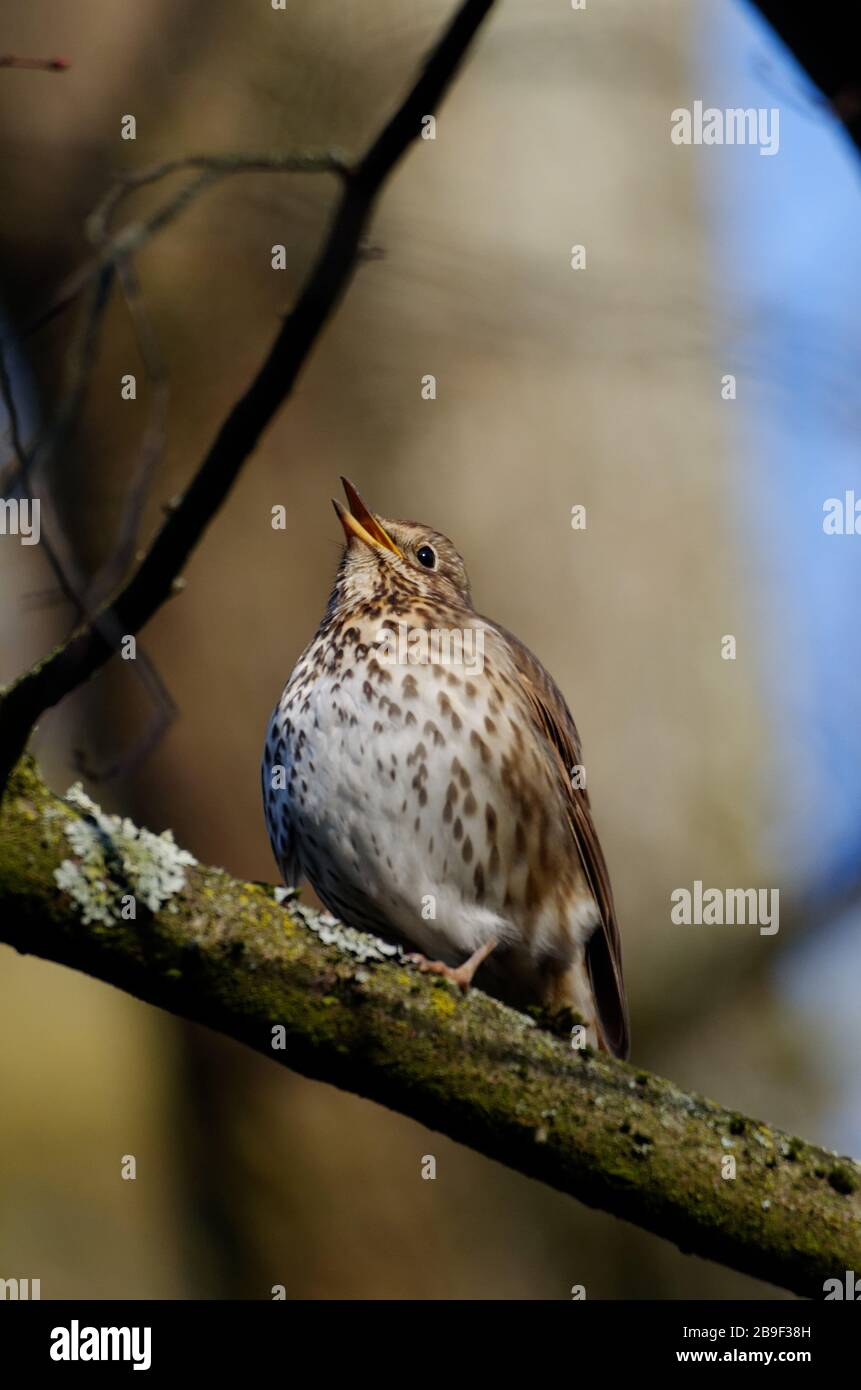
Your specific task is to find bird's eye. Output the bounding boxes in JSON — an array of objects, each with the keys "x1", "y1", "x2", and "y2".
[{"x1": 416, "y1": 545, "x2": 436, "y2": 570}]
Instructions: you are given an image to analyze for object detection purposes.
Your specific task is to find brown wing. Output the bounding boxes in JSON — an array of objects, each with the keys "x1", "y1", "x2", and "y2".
[{"x1": 500, "y1": 633, "x2": 630, "y2": 1059}]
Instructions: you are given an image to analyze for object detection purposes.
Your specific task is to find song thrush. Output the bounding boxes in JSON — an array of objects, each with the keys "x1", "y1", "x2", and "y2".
[{"x1": 262, "y1": 480, "x2": 629, "y2": 1057}]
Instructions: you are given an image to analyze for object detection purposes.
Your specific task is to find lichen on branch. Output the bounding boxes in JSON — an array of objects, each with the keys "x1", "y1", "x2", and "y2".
[
  {"x1": 0, "y1": 756, "x2": 858, "y2": 1299},
  {"x1": 48, "y1": 783, "x2": 196, "y2": 923}
]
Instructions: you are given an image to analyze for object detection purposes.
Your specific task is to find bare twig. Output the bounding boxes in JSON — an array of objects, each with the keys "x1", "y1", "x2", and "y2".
[
  {"x1": 0, "y1": 342, "x2": 28, "y2": 474},
  {"x1": 39, "y1": 265, "x2": 115, "y2": 468},
  {"x1": 0, "y1": 328, "x2": 88, "y2": 613},
  {"x1": 0, "y1": 0, "x2": 498, "y2": 796},
  {"x1": 29, "y1": 151, "x2": 347, "y2": 339},
  {"x1": 6, "y1": 149, "x2": 339, "y2": 773},
  {"x1": 82, "y1": 259, "x2": 170, "y2": 611},
  {"x1": 0, "y1": 54, "x2": 69, "y2": 73},
  {"x1": 2, "y1": 270, "x2": 176, "y2": 778},
  {"x1": 73, "y1": 646, "x2": 177, "y2": 784}
]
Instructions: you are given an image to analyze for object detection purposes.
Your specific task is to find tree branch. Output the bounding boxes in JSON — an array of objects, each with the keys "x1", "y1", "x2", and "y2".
[
  {"x1": 750, "y1": 3, "x2": 861, "y2": 152},
  {"x1": 0, "y1": 0, "x2": 498, "y2": 798},
  {"x1": 1, "y1": 756, "x2": 858, "y2": 1299}
]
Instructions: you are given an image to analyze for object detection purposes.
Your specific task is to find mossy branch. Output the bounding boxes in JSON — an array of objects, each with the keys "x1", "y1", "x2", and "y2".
[{"x1": 1, "y1": 758, "x2": 859, "y2": 1297}]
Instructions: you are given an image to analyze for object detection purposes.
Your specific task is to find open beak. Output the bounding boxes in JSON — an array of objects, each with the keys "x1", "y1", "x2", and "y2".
[{"x1": 332, "y1": 477, "x2": 404, "y2": 558}]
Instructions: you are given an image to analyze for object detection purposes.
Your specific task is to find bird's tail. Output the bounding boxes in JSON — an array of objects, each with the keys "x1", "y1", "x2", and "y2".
[{"x1": 544, "y1": 955, "x2": 608, "y2": 1054}]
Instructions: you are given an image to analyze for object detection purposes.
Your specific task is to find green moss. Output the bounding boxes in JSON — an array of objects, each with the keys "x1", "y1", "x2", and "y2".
[
  {"x1": 429, "y1": 989, "x2": 457, "y2": 1018},
  {"x1": 827, "y1": 1165, "x2": 858, "y2": 1196}
]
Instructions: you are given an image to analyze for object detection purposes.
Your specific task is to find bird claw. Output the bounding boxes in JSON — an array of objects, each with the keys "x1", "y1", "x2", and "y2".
[{"x1": 404, "y1": 952, "x2": 471, "y2": 992}]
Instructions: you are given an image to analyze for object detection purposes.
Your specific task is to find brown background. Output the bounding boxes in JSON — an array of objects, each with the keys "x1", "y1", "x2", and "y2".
[{"x1": 0, "y1": 0, "x2": 828, "y2": 1297}]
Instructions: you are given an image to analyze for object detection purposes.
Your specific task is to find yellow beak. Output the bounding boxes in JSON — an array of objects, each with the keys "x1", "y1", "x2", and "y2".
[{"x1": 332, "y1": 477, "x2": 404, "y2": 558}]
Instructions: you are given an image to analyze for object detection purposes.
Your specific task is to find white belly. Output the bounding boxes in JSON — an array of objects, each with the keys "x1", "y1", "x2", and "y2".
[{"x1": 263, "y1": 651, "x2": 521, "y2": 964}]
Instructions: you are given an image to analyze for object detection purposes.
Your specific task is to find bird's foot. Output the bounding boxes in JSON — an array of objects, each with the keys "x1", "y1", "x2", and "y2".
[
  {"x1": 405, "y1": 953, "x2": 471, "y2": 991},
  {"x1": 405, "y1": 937, "x2": 498, "y2": 994}
]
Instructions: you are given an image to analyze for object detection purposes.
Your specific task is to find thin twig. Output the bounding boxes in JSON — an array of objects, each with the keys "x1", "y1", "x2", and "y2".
[
  {"x1": 73, "y1": 646, "x2": 177, "y2": 783},
  {"x1": 83, "y1": 260, "x2": 170, "y2": 611},
  {"x1": 73, "y1": 256, "x2": 178, "y2": 780},
  {"x1": 0, "y1": 332, "x2": 84, "y2": 612},
  {"x1": 0, "y1": 54, "x2": 69, "y2": 72},
  {"x1": 29, "y1": 152, "x2": 347, "y2": 339},
  {"x1": 2, "y1": 271, "x2": 176, "y2": 778},
  {"x1": 0, "y1": 338, "x2": 30, "y2": 495},
  {"x1": 0, "y1": 0, "x2": 498, "y2": 796},
  {"x1": 0, "y1": 342, "x2": 28, "y2": 469}
]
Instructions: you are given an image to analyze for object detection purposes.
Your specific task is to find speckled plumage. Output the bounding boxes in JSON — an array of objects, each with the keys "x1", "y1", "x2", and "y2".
[{"x1": 262, "y1": 481, "x2": 629, "y2": 1057}]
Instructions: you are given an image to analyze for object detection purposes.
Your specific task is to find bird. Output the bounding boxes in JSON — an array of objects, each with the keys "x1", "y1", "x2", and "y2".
[{"x1": 262, "y1": 479, "x2": 629, "y2": 1057}]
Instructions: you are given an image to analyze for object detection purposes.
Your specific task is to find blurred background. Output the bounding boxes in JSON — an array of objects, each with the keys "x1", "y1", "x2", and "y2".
[{"x1": 1, "y1": 0, "x2": 859, "y2": 1298}]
